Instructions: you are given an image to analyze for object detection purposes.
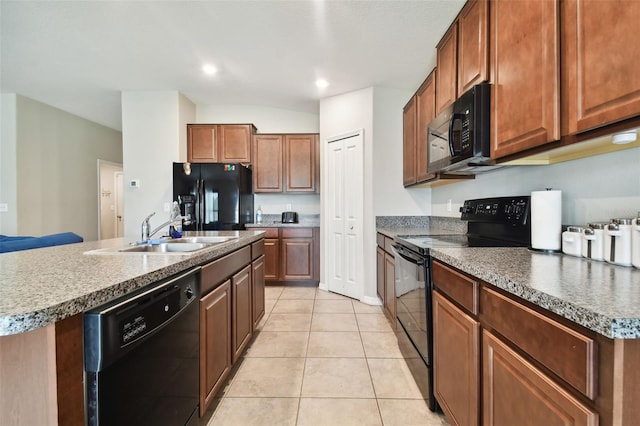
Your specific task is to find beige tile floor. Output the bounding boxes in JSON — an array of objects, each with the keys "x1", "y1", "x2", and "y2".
[{"x1": 203, "y1": 285, "x2": 449, "y2": 426}]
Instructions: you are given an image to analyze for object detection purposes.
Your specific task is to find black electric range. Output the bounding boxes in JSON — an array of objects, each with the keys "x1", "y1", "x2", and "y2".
[{"x1": 392, "y1": 196, "x2": 532, "y2": 412}]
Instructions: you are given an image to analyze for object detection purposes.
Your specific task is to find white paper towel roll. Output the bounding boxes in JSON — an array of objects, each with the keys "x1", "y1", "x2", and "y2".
[{"x1": 531, "y1": 189, "x2": 562, "y2": 251}]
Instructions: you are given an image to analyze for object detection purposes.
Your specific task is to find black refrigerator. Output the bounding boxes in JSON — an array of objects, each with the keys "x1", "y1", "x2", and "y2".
[{"x1": 173, "y1": 162, "x2": 254, "y2": 231}]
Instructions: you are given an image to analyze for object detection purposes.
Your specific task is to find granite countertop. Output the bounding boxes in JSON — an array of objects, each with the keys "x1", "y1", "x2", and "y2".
[
  {"x1": 377, "y1": 223, "x2": 640, "y2": 339},
  {"x1": 0, "y1": 230, "x2": 264, "y2": 336},
  {"x1": 430, "y1": 247, "x2": 640, "y2": 339}
]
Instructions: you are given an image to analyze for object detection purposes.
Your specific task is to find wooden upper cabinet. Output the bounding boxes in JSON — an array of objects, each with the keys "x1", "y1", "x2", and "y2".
[
  {"x1": 436, "y1": 22, "x2": 459, "y2": 114},
  {"x1": 457, "y1": 0, "x2": 489, "y2": 96},
  {"x1": 403, "y1": 96, "x2": 418, "y2": 186},
  {"x1": 253, "y1": 133, "x2": 319, "y2": 193},
  {"x1": 490, "y1": 0, "x2": 560, "y2": 159},
  {"x1": 187, "y1": 124, "x2": 255, "y2": 163},
  {"x1": 188, "y1": 125, "x2": 218, "y2": 162},
  {"x1": 285, "y1": 134, "x2": 317, "y2": 192},
  {"x1": 416, "y1": 71, "x2": 437, "y2": 183},
  {"x1": 219, "y1": 125, "x2": 253, "y2": 163},
  {"x1": 562, "y1": 0, "x2": 640, "y2": 135},
  {"x1": 253, "y1": 134, "x2": 283, "y2": 192}
]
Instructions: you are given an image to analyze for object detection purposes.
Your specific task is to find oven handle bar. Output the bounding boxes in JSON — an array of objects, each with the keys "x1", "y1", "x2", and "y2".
[{"x1": 393, "y1": 244, "x2": 425, "y2": 265}]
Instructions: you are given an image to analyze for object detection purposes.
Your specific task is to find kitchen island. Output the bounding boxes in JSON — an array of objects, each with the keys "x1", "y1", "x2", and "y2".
[{"x1": 0, "y1": 230, "x2": 264, "y2": 426}]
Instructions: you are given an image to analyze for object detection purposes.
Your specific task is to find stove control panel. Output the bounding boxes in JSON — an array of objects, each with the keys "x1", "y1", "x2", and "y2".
[{"x1": 460, "y1": 196, "x2": 530, "y2": 225}]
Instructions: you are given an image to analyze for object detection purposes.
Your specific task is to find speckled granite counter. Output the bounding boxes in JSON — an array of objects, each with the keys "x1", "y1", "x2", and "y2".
[
  {"x1": 430, "y1": 247, "x2": 640, "y2": 339},
  {"x1": 0, "y1": 230, "x2": 264, "y2": 336}
]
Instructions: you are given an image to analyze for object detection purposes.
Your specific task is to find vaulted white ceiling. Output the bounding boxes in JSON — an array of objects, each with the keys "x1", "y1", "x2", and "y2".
[{"x1": 1, "y1": 0, "x2": 465, "y2": 131}]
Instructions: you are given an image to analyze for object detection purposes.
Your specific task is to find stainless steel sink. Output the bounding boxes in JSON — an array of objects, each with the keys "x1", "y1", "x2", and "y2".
[
  {"x1": 84, "y1": 236, "x2": 237, "y2": 255},
  {"x1": 118, "y1": 242, "x2": 209, "y2": 253},
  {"x1": 169, "y1": 236, "x2": 235, "y2": 244}
]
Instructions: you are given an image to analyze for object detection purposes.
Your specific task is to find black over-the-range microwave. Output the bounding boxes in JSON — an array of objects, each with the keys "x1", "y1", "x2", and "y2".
[{"x1": 427, "y1": 82, "x2": 502, "y2": 175}]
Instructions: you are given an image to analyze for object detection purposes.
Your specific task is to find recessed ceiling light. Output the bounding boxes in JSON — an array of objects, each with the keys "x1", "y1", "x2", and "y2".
[
  {"x1": 315, "y1": 79, "x2": 329, "y2": 89},
  {"x1": 202, "y1": 64, "x2": 217, "y2": 75}
]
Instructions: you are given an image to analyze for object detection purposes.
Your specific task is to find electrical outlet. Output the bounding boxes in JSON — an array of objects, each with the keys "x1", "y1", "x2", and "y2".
[
  {"x1": 0, "y1": 203, "x2": 8, "y2": 213},
  {"x1": 447, "y1": 199, "x2": 452, "y2": 212},
  {"x1": 164, "y1": 202, "x2": 171, "y2": 212},
  {"x1": 286, "y1": 204, "x2": 292, "y2": 211}
]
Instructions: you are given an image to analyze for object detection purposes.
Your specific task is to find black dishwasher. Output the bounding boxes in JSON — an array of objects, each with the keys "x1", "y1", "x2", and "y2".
[{"x1": 84, "y1": 267, "x2": 200, "y2": 426}]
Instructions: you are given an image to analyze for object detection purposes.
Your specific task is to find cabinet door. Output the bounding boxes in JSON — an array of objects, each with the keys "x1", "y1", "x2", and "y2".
[
  {"x1": 490, "y1": 0, "x2": 560, "y2": 159},
  {"x1": 219, "y1": 124, "x2": 253, "y2": 163},
  {"x1": 483, "y1": 330, "x2": 598, "y2": 426},
  {"x1": 562, "y1": 0, "x2": 640, "y2": 134},
  {"x1": 199, "y1": 280, "x2": 231, "y2": 415},
  {"x1": 253, "y1": 135, "x2": 283, "y2": 192},
  {"x1": 282, "y1": 237, "x2": 313, "y2": 281},
  {"x1": 252, "y1": 255, "x2": 265, "y2": 330},
  {"x1": 263, "y1": 238, "x2": 280, "y2": 280},
  {"x1": 285, "y1": 134, "x2": 317, "y2": 192},
  {"x1": 232, "y1": 265, "x2": 252, "y2": 364},
  {"x1": 383, "y1": 252, "x2": 396, "y2": 320},
  {"x1": 403, "y1": 96, "x2": 417, "y2": 186},
  {"x1": 187, "y1": 124, "x2": 218, "y2": 162},
  {"x1": 376, "y1": 246, "x2": 385, "y2": 302},
  {"x1": 457, "y1": 0, "x2": 488, "y2": 95},
  {"x1": 416, "y1": 71, "x2": 437, "y2": 183},
  {"x1": 436, "y1": 22, "x2": 459, "y2": 114},
  {"x1": 433, "y1": 291, "x2": 480, "y2": 426}
]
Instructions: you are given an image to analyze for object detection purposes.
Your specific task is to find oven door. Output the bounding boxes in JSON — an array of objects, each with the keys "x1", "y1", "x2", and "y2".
[{"x1": 393, "y1": 244, "x2": 430, "y2": 364}]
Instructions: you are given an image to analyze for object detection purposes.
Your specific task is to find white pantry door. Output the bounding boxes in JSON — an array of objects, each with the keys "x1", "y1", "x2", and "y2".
[{"x1": 326, "y1": 131, "x2": 364, "y2": 299}]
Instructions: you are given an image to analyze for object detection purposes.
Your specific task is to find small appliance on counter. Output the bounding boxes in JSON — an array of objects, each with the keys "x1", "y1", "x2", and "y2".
[
  {"x1": 281, "y1": 211, "x2": 298, "y2": 223},
  {"x1": 530, "y1": 189, "x2": 562, "y2": 252}
]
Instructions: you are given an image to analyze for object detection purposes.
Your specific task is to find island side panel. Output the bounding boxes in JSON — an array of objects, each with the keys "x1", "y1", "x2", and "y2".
[{"x1": 0, "y1": 323, "x2": 59, "y2": 425}]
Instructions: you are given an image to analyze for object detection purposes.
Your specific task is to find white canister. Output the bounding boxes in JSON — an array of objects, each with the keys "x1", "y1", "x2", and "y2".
[
  {"x1": 562, "y1": 226, "x2": 584, "y2": 257},
  {"x1": 632, "y1": 215, "x2": 640, "y2": 268},
  {"x1": 604, "y1": 219, "x2": 633, "y2": 267},
  {"x1": 582, "y1": 223, "x2": 606, "y2": 261}
]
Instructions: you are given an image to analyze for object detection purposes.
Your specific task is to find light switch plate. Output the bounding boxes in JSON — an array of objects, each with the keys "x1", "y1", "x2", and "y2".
[{"x1": 286, "y1": 204, "x2": 292, "y2": 211}]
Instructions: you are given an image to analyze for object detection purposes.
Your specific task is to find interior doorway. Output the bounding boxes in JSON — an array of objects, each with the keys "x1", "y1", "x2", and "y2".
[{"x1": 98, "y1": 160, "x2": 124, "y2": 240}]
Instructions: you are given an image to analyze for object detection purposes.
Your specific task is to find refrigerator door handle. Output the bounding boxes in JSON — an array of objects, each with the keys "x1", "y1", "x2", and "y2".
[
  {"x1": 195, "y1": 178, "x2": 201, "y2": 230},
  {"x1": 199, "y1": 178, "x2": 205, "y2": 231}
]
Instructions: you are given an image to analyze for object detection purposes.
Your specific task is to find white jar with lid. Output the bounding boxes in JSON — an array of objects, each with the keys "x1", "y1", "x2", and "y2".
[
  {"x1": 562, "y1": 226, "x2": 584, "y2": 257},
  {"x1": 632, "y1": 214, "x2": 640, "y2": 268},
  {"x1": 604, "y1": 218, "x2": 633, "y2": 267},
  {"x1": 582, "y1": 223, "x2": 606, "y2": 261}
]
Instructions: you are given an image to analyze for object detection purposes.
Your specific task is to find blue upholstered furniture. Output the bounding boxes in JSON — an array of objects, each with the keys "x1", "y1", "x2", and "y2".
[{"x1": 0, "y1": 232, "x2": 84, "y2": 253}]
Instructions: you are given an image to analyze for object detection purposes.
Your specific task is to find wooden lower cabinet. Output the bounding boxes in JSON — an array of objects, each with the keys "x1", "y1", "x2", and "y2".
[
  {"x1": 376, "y1": 233, "x2": 396, "y2": 321},
  {"x1": 483, "y1": 330, "x2": 598, "y2": 425},
  {"x1": 376, "y1": 246, "x2": 385, "y2": 301},
  {"x1": 383, "y1": 252, "x2": 396, "y2": 320},
  {"x1": 199, "y1": 280, "x2": 231, "y2": 416},
  {"x1": 253, "y1": 227, "x2": 319, "y2": 283},
  {"x1": 282, "y1": 236, "x2": 313, "y2": 280},
  {"x1": 433, "y1": 290, "x2": 480, "y2": 426},
  {"x1": 252, "y1": 254, "x2": 266, "y2": 329},
  {"x1": 232, "y1": 264, "x2": 252, "y2": 364}
]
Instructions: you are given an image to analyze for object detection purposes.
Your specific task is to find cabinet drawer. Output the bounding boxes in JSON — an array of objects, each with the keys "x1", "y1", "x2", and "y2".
[
  {"x1": 384, "y1": 237, "x2": 395, "y2": 254},
  {"x1": 432, "y1": 261, "x2": 479, "y2": 316},
  {"x1": 253, "y1": 227, "x2": 279, "y2": 238},
  {"x1": 480, "y1": 287, "x2": 596, "y2": 399},
  {"x1": 282, "y1": 227, "x2": 312, "y2": 238},
  {"x1": 201, "y1": 246, "x2": 251, "y2": 295},
  {"x1": 251, "y1": 240, "x2": 264, "y2": 259},
  {"x1": 376, "y1": 232, "x2": 385, "y2": 248}
]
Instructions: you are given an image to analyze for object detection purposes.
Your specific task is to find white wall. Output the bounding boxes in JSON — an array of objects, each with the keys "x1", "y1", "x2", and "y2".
[
  {"x1": 431, "y1": 148, "x2": 640, "y2": 224},
  {"x1": 320, "y1": 87, "x2": 376, "y2": 301},
  {"x1": 372, "y1": 87, "x2": 431, "y2": 216},
  {"x1": 121, "y1": 91, "x2": 195, "y2": 239},
  {"x1": 1, "y1": 95, "x2": 122, "y2": 240},
  {"x1": 0, "y1": 94, "x2": 18, "y2": 235},
  {"x1": 196, "y1": 104, "x2": 319, "y2": 133}
]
